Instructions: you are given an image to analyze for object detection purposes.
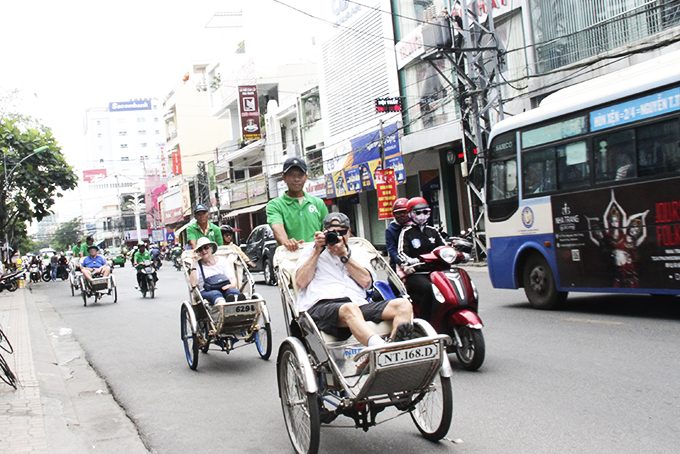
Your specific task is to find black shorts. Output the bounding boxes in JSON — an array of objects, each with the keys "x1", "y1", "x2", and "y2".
[{"x1": 306, "y1": 297, "x2": 390, "y2": 341}]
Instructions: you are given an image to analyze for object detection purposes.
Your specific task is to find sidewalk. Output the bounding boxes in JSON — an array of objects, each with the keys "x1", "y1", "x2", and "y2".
[{"x1": 0, "y1": 286, "x2": 150, "y2": 454}]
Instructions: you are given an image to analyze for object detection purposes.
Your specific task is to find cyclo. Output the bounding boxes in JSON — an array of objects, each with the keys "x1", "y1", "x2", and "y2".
[
  {"x1": 179, "y1": 245, "x2": 272, "y2": 370},
  {"x1": 274, "y1": 237, "x2": 453, "y2": 454},
  {"x1": 79, "y1": 257, "x2": 117, "y2": 307}
]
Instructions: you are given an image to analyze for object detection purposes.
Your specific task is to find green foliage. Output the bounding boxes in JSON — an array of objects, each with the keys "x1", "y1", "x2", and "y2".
[
  {"x1": 0, "y1": 118, "x2": 78, "y2": 249},
  {"x1": 52, "y1": 217, "x2": 83, "y2": 251},
  {"x1": 18, "y1": 236, "x2": 38, "y2": 255}
]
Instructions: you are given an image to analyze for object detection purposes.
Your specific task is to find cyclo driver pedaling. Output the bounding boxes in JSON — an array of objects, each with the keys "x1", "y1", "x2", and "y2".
[{"x1": 274, "y1": 212, "x2": 453, "y2": 454}]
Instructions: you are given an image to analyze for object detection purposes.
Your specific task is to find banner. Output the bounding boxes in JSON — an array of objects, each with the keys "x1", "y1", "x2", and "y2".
[
  {"x1": 83, "y1": 169, "x2": 107, "y2": 183},
  {"x1": 375, "y1": 169, "x2": 397, "y2": 220},
  {"x1": 238, "y1": 85, "x2": 261, "y2": 141},
  {"x1": 171, "y1": 151, "x2": 182, "y2": 175},
  {"x1": 324, "y1": 123, "x2": 405, "y2": 198}
]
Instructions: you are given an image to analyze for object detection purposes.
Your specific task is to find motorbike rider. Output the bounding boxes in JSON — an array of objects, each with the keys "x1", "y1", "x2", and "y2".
[
  {"x1": 385, "y1": 198, "x2": 411, "y2": 272},
  {"x1": 132, "y1": 242, "x2": 156, "y2": 289},
  {"x1": 397, "y1": 197, "x2": 446, "y2": 320},
  {"x1": 81, "y1": 245, "x2": 111, "y2": 287},
  {"x1": 220, "y1": 225, "x2": 256, "y2": 268},
  {"x1": 149, "y1": 244, "x2": 162, "y2": 268},
  {"x1": 30, "y1": 255, "x2": 42, "y2": 270},
  {"x1": 171, "y1": 242, "x2": 183, "y2": 268}
]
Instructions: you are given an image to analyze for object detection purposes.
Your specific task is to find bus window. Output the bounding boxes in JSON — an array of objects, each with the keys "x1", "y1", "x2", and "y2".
[
  {"x1": 556, "y1": 141, "x2": 589, "y2": 190},
  {"x1": 594, "y1": 129, "x2": 636, "y2": 183},
  {"x1": 637, "y1": 119, "x2": 680, "y2": 177},
  {"x1": 522, "y1": 149, "x2": 556, "y2": 195},
  {"x1": 489, "y1": 159, "x2": 517, "y2": 201}
]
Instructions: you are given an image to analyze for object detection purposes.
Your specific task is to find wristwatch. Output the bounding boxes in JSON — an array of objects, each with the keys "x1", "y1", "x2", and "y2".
[{"x1": 340, "y1": 250, "x2": 351, "y2": 264}]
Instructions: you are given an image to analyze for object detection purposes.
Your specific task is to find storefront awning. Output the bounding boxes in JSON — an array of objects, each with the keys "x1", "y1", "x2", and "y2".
[{"x1": 223, "y1": 202, "x2": 267, "y2": 219}]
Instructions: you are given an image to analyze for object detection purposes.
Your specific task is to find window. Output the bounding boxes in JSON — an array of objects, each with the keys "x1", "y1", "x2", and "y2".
[
  {"x1": 119, "y1": 131, "x2": 127, "y2": 136},
  {"x1": 556, "y1": 141, "x2": 590, "y2": 189},
  {"x1": 522, "y1": 116, "x2": 587, "y2": 149},
  {"x1": 141, "y1": 143, "x2": 147, "y2": 147},
  {"x1": 637, "y1": 119, "x2": 680, "y2": 177},
  {"x1": 137, "y1": 117, "x2": 145, "y2": 122},
  {"x1": 97, "y1": 133, "x2": 102, "y2": 138},
  {"x1": 155, "y1": 130, "x2": 159, "y2": 135},
  {"x1": 594, "y1": 129, "x2": 635, "y2": 183},
  {"x1": 98, "y1": 146, "x2": 103, "y2": 151},
  {"x1": 522, "y1": 149, "x2": 556, "y2": 195},
  {"x1": 96, "y1": 120, "x2": 100, "y2": 125},
  {"x1": 138, "y1": 130, "x2": 146, "y2": 135},
  {"x1": 121, "y1": 157, "x2": 129, "y2": 161},
  {"x1": 154, "y1": 118, "x2": 159, "y2": 122},
  {"x1": 121, "y1": 144, "x2": 128, "y2": 149}
]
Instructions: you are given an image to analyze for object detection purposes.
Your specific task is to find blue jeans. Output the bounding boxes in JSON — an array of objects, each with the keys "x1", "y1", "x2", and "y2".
[
  {"x1": 51, "y1": 265, "x2": 57, "y2": 281},
  {"x1": 201, "y1": 288, "x2": 241, "y2": 305}
]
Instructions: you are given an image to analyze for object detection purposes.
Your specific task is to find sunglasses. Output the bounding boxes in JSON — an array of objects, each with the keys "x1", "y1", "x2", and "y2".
[{"x1": 197, "y1": 245, "x2": 211, "y2": 253}]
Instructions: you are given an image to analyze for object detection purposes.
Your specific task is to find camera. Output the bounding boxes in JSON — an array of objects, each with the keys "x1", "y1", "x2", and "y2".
[{"x1": 325, "y1": 230, "x2": 340, "y2": 246}]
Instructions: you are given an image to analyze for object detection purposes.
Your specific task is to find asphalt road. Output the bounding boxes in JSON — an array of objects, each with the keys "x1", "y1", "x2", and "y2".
[{"x1": 35, "y1": 260, "x2": 680, "y2": 454}]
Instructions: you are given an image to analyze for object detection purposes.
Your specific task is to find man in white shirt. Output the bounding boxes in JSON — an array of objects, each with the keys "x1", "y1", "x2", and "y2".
[{"x1": 295, "y1": 212, "x2": 413, "y2": 348}]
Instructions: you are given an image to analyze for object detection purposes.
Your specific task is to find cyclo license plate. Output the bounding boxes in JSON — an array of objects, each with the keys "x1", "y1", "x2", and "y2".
[
  {"x1": 376, "y1": 343, "x2": 438, "y2": 369},
  {"x1": 224, "y1": 302, "x2": 258, "y2": 316}
]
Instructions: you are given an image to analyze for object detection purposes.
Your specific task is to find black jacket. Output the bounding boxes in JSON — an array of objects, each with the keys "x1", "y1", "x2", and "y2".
[{"x1": 397, "y1": 224, "x2": 445, "y2": 264}]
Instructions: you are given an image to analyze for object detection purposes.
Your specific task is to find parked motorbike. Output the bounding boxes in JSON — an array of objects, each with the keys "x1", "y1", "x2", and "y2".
[
  {"x1": 136, "y1": 260, "x2": 157, "y2": 298},
  {"x1": 0, "y1": 270, "x2": 23, "y2": 293},
  {"x1": 41, "y1": 265, "x2": 52, "y2": 282},
  {"x1": 29, "y1": 264, "x2": 42, "y2": 283},
  {"x1": 406, "y1": 245, "x2": 485, "y2": 371}
]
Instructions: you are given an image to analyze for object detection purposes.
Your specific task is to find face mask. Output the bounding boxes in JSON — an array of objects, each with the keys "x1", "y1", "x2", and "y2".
[{"x1": 411, "y1": 212, "x2": 430, "y2": 226}]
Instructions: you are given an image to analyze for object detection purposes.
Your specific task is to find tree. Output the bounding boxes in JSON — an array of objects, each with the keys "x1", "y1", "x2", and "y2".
[
  {"x1": 52, "y1": 217, "x2": 83, "y2": 252},
  {"x1": 0, "y1": 118, "x2": 78, "y2": 251}
]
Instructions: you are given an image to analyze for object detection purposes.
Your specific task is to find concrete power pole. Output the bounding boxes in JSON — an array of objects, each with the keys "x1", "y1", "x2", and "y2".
[{"x1": 421, "y1": 0, "x2": 504, "y2": 261}]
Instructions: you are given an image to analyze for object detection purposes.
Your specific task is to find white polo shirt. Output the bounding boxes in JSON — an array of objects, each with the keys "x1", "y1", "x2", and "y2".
[{"x1": 295, "y1": 244, "x2": 375, "y2": 313}]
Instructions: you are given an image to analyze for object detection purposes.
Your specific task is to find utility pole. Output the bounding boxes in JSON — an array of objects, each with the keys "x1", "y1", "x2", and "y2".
[{"x1": 421, "y1": 0, "x2": 504, "y2": 261}]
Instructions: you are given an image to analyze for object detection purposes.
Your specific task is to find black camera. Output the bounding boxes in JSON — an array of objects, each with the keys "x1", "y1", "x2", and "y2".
[{"x1": 325, "y1": 230, "x2": 340, "y2": 246}]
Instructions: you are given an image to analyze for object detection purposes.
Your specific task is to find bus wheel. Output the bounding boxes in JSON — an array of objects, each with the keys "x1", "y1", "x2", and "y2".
[{"x1": 523, "y1": 253, "x2": 567, "y2": 310}]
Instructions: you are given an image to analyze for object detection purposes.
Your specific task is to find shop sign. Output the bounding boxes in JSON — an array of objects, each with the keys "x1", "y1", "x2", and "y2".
[
  {"x1": 324, "y1": 123, "x2": 405, "y2": 199},
  {"x1": 238, "y1": 85, "x2": 261, "y2": 141},
  {"x1": 375, "y1": 169, "x2": 397, "y2": 220}
]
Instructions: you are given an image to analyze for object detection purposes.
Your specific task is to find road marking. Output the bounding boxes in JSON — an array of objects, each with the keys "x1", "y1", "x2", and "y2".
[{"x1": 563, "y1": 317, "x2": 623, "y2": 326}]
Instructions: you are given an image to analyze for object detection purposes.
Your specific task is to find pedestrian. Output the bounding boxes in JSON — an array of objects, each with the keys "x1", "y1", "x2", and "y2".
[
  {"x1": 267, "y1": 157, "x2": 328, "y2": 251},
  {"x1": 50, "y1": 253, "x2": 59, "y2": 281},
  {"x1": 186, "y1": 205, "x2": 223, "y2": 250}
]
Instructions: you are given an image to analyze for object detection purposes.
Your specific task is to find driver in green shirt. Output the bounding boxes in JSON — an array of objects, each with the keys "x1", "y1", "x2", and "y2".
[
  {"x1": 132, "y1": 243, "x2": 154, "y2": 289},
  {"x1": 72, "y1": 238, "x2": 82, "y2": 257},
  {"x1": 186, "y1": 205, "x2": 223, "y2": 250},
  {"x1": 80, "y1": 236, "x2": 95, "y2": 258},
  {"x1": 267, "y1": 157, "x2": 328, "y2": 251}
]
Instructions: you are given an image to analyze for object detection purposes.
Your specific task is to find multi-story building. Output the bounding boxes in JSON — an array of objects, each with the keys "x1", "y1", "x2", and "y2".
[{"x1": 81, "y1": 99, "x2": 165, "y2": 245}]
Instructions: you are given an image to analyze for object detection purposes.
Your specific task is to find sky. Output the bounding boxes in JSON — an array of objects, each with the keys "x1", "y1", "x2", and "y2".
[{"x1": 1, "y1": 0, "x2": 331, "y2": 223}]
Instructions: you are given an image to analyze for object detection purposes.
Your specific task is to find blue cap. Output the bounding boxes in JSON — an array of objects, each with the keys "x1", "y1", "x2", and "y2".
[{"x1": 194, "y1": 204, "x2": 208, "y2": 213}]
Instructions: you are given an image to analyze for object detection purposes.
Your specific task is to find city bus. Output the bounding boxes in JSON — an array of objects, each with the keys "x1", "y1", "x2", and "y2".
[{"x1": 485, "y1": 51, "x2": 680, "y2": 309}]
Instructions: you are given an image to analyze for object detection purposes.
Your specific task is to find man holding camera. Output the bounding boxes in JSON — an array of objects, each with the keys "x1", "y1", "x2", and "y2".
[{"x1": 295, "y1": 213, "x2": 413, "y2": 348}]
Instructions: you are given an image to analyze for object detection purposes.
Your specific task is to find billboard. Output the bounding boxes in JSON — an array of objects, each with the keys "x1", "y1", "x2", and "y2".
[
  {"x1": 83, "y1": 169, "x2": 107, "y2": 183},
  {"x1": 108, "y1": 99, "x2": 152, "y2": 112},
  {"x1": 238, "y1": 85, "x2": 261, "y2": 141},
  {"x1": 323, "y1": 123, "x2": 405, "y2": 199}
]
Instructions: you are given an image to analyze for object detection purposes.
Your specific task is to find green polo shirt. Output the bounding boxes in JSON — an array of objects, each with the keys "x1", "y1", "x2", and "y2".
[
  {"x1": 72, "y1": 244, "x2": 81, "y2": 256},
  {"x1": 80, "y1": 243, "x2": 94, "y2": 256},
  {"x1": 267, "y1": 191, "x2": 328, "y2": 243},
  {"x1": 186, "y1": 221, "x2": 223, "y2": 246}
]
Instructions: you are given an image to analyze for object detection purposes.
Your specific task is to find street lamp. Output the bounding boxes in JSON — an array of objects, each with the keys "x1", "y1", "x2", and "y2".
[{"x1": 2, "y1": 145, "x2": 49, "y2": 257}]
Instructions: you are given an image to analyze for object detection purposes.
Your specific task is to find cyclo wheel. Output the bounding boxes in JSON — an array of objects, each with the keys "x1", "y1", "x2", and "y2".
[
  {"x1": 255, "y1": 310, "x2": 272, "y2": 359},
  {"x1": 180, "y1": 305, "x2": 199, "y2": 370},
  {"x1": 411, "y1": 374, "x2": 453, "y2": 441},
  {"x1": 278, "y1": 343, "x2": 320, "y2": 454}
]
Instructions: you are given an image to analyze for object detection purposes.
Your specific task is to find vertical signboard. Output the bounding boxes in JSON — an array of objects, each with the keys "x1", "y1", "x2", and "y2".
[
  {"x1": 171, "y1": 151, "x2": 182, "y2": 175},
  {"x1": 375, "y1": 169, "x2": 397, "y2": 220},
  {"x1": 238, "y1": 85, "x2": 261, "y2": 141}
]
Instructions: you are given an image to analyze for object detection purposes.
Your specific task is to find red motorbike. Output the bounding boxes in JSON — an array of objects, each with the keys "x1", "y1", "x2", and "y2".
[{"x1": 406, "y1": 245, "x2": 485, "y2": 371}]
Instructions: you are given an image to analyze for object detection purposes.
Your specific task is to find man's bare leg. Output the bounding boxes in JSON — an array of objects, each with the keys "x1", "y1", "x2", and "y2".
[{"x1": 379, "y1": 298, "x2": 413, "y2": 340}]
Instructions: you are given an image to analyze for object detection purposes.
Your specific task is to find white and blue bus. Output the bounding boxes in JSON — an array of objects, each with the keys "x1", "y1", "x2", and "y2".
[{"x1": 486, "y1": 51, "x2": 680, "y2": 309}]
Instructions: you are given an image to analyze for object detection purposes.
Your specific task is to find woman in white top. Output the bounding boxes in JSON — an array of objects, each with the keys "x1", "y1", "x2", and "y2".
[{"x1": 188, "y1": 237, "x2": 244, "y2": 305}]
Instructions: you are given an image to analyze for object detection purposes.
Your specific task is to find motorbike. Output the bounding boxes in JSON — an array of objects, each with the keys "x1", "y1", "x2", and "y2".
[
  {"x1": 41, "y1": 265, "x2": 53, "y2": 282},
  {"x1": 172, "y1": 255, "x2": 182, "y2": 271},
  {"x1": 0, "y1": 270, "x2": 23, "y2": 293},
  {"x1": 406, "y1": 245, "x2": 485, "y2": 371},
  {"x1": 136, "y1": 260, "x2": 157, "y2": 298},
  {"x1": 29, "y1": 264, "x2": 42, "y2": 283}
]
